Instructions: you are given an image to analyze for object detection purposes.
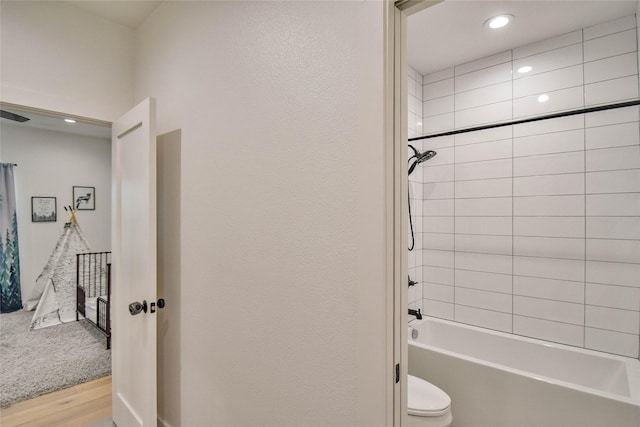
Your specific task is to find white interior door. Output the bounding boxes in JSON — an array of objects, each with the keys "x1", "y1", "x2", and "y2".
[{"x1": 112, "y1": 97, "x2": 158, "y2": 427}]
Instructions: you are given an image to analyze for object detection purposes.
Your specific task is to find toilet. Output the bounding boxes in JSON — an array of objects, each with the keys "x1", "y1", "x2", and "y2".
[{"x1": 407, "y1": 375, "x2": 452, "y2": 427}]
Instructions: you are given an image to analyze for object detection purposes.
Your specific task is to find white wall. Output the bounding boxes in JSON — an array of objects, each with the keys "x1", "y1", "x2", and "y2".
[
  {"x1": 415, "y1": 15, "x2": 640, "y2": 358},
  {"x1": 135, "y1": 2, "x2": 388, "y2": 425},
  {"x1": 0, "y1": 1, "x2": 135, "y2": 122},
  {"x1": 0, "y1": 124, "x2": 111, "y2": 301}
]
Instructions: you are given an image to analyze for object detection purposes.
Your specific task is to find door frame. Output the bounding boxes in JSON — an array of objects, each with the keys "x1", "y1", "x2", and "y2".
[{"x1": 387, "y1": 1, "x2": 444, "y2": 425}]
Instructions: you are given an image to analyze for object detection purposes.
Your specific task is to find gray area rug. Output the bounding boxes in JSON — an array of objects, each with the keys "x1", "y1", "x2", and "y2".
[{"x1": 0, "y1": 310, "x2": 111, "y2": 407}]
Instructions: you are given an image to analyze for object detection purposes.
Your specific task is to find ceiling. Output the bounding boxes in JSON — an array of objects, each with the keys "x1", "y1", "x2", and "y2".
[
  {"x1": 65, "y1": 0, "x2": 162, "y2": 29},
  {"x1": 408, "y1": 0, "x2": 639, "y2": 76},
  {"x1": 0, "y1": 106, "x2": 111, "y2": 139}
]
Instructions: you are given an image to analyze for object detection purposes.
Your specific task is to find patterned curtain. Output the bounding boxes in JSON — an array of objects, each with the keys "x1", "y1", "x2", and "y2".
[{"x1": 0, "y1": 163, "x2": 22, "y2": 313}]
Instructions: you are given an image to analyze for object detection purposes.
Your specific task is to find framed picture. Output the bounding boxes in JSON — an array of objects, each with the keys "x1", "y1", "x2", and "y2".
[
  {"x1": 31, "y1": 197, "x2": 57, "y2": 222},
  {"x1": 73, "y1": 186, "x2": 95, "y2": 210}
]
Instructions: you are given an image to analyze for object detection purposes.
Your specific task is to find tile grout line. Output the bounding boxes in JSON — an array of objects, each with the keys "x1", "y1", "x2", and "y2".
[
  {"x1": 512, "y1": 49, "x2": 515, "y2": 334},
  {"x1": 582, "y1": 27, "x2": 588, "y2": 350},
  {"x1": 452, "y1": 65, "x2": 456, "y2": 323}
]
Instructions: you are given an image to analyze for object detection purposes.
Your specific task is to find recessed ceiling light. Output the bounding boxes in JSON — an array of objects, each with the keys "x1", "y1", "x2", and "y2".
[
  {"x1": 518, "y1": 66, "x2": 532, "y2": 74},
  {"x1": 485, "y1": 14, "x2": 514, "y2": 29},
  {"x1": 64, "y1": 118, "x2": 76, "y2": 124},
  {"x1": 538, "y1": 94, "x2": 550, "y2": 103}
]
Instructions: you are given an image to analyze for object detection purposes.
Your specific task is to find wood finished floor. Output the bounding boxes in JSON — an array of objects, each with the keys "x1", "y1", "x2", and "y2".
[{"x1": 0, "y1": 376, "x2": 112, "y2": 427}]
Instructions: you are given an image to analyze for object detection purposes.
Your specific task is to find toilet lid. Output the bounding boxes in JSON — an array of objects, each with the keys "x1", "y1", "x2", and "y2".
[{"x1": 407, "y1": 375, "x2": 451, "y2": 417}]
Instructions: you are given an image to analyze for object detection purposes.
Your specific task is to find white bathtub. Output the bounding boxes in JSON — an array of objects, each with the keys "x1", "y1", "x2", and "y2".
[{"x1": 408, "y1": 317, "x2": 640, "y2": 427}]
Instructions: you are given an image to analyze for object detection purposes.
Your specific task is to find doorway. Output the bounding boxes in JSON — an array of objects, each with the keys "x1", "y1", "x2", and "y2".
[{"x1": 0, "y1": 103, "x2": 113, "y2": 407}]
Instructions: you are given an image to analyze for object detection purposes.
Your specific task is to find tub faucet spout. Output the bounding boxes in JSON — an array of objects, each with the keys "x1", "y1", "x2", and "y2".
[{"x1": 408, "y1": 308, "x2": 422, "y2": 320}]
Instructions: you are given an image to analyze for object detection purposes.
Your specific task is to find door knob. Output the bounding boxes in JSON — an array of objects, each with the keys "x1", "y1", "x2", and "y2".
[{"x1": 129, "y1": 300, "x2": 148, "y2": 315}]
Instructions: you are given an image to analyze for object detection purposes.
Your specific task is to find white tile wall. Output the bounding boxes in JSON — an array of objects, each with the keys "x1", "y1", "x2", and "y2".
[
  {"x1": 587, "y1": 145, "x2": 640, "y2": 172},
  {"x1": 586, "y1": 260, "x2": 640, "y2": 287},
  {"x1": 515, "y1": 113, "x2": 584, "y2": 136},
  {"x1": 513, "y1": 86, "x2": 584, "y2": 118},
  {"x1": 514, "y1": 276, "x2": 584, "y2": 304},
  {"x1": 514, "y1": 217, "x2": 584, "y2": 238},
  {"x1": 513, "y1": 44, "x2": 583, "y2": 78},
  {"x1": 455, "y1": 138, "x2": 512, "y2": 163},
  {"x1": 583, "y1": 29, "x2": 637, "y2": 62},
  {"x1": 514, "y1": 296, "x2": 584, "y2": 325},
  {"x1": 583, "y1": 15, "x2": 636, "y2": 40},
  {"x1": 455, "y1": 51, "x2": 512, "y2": 76},
  {"x1": 455, "y1": 217, "x2": 512, "y2": 235},
  {"x1": 456, "y1": 287, "x2": 512, "y2": 313},
  {"x1": 412, "y1": 16, "x2": 640, "y2": 358},
  {"x1": 585, "y1": 327, "x2": 639, "y2": 359},
  {"x1": 514, "y1": 129, "x2": 585, "y2": 157},
  {"x1": 455, "y1": 101, "x2": 512, "y2": 128},
  {"x1": 423, "y1": 95, "x2": 454, "y2": 118},
  {"x1": 586, "y1": 169, "x2": 640, "y2": 193},
  {"x1": 514, "y1": 257, "x2": 585, "y2": 284},
  {"x1": 456, "y1": 304, "x2": 512, "y2": 333},
  {"x1": 408, "y1": 66, "x2": 423, "y2": 138},
  {"x1": 585, "y1": 75, "x2": 639, "y2": 106},
  {"x1": 456, "y1": 197, "x2": 512, "y2": 216},
  {"x1": 423, "y1": 282, "x2": 454, "y2": 302},
  {"x1": 455, "y1": 234, "x2": 512, "y2": 255},
  {"x1": 422, "y1": 249, "x2": 454, "y2": 268},
  {"x1": 586, "y1": 217, "x2": 640, "y2": 239},
  {"x1": 512, "y1": 30, "x2": 582, "y2": 59},
  {"x1": 586, "y1": 193, "x2": 640, "y2": 215},
  {"x1": 513, "y1": 173, "x2": 584, "y2": 196},
  {"x1": 455, "y1": 252, "x2": 512, "y2": 275},
  {"x1": 514, "y1": 315, "x2": 584, "y2": 347},
  {"x1": 455, "y1": 177, "x2": 512, "y2": 198},
  {"x1": 455, "y1": 269, "x2": 512, "y2": 294},
  {"x1": 513, "y1": 65, "x2": 583, "y2": 98},
  {"x1": 455, "y1": 125, "x2": 512, "y2": 145},
  {"x1": 408, "y1": 67, "x2": 423, "y2": 308},
  {"x1": 586, "y1": 122, "x2": 640, "y2": 150},
  {"x1": 423, "y1": 233, "x2": 454, "y2": 251},
  {"x1": 513, "y1": 151, "x2": 585, "y2": 177},
  {"x1": 456, "y1": 81, "x2": 511, "y2": 110},
  {"x1": 455, "y1": 62, "x2": 512, "y2": 93},
  {"x1": 423, "y1": 78, "x2": 453, "y2": 101},
  {"x1": 584, "y1": 52, "x2": 638, "y2": 84},
  {"x1": 513, "y1": 236, "x2": 585, "y2": 260},
  {"x1": 455, "y1": 158, "x2": 512, "y2": 181},
  {"x1": 586, "y1": 283, "x2": 640, "y2": 310},
  {"x1": 513, "y1": 195, "x2": 585, "y2": 216}
]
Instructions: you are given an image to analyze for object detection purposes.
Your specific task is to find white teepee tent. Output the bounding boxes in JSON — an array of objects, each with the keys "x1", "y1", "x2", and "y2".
[{"x1": 25, "y1": 210, "x2": 91, "y2": 329}]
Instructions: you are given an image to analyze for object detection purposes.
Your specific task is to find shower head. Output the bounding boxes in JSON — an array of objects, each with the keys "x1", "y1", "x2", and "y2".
[
  {"x1": 408, "y1": 144, "x2": 437, "y2": 176},
  {"x1": 416, "y1": 150, "x2": 437, "y2": 163}
]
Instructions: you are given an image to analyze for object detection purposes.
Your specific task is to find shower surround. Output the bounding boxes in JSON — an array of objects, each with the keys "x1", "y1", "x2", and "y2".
[{"x1": 408, "y1": 14, "x2": 640, "y2": 359}]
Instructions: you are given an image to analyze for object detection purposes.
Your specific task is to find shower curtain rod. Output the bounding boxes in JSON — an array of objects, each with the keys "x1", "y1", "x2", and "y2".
[{"x1": 409, "y1": 99, "x2": 640, "y2": 142}]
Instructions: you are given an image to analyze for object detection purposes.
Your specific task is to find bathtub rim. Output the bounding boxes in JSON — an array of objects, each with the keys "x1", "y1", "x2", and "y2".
[{"x1": 408, "y1": 316, "x2": 640, "y2": 407}]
